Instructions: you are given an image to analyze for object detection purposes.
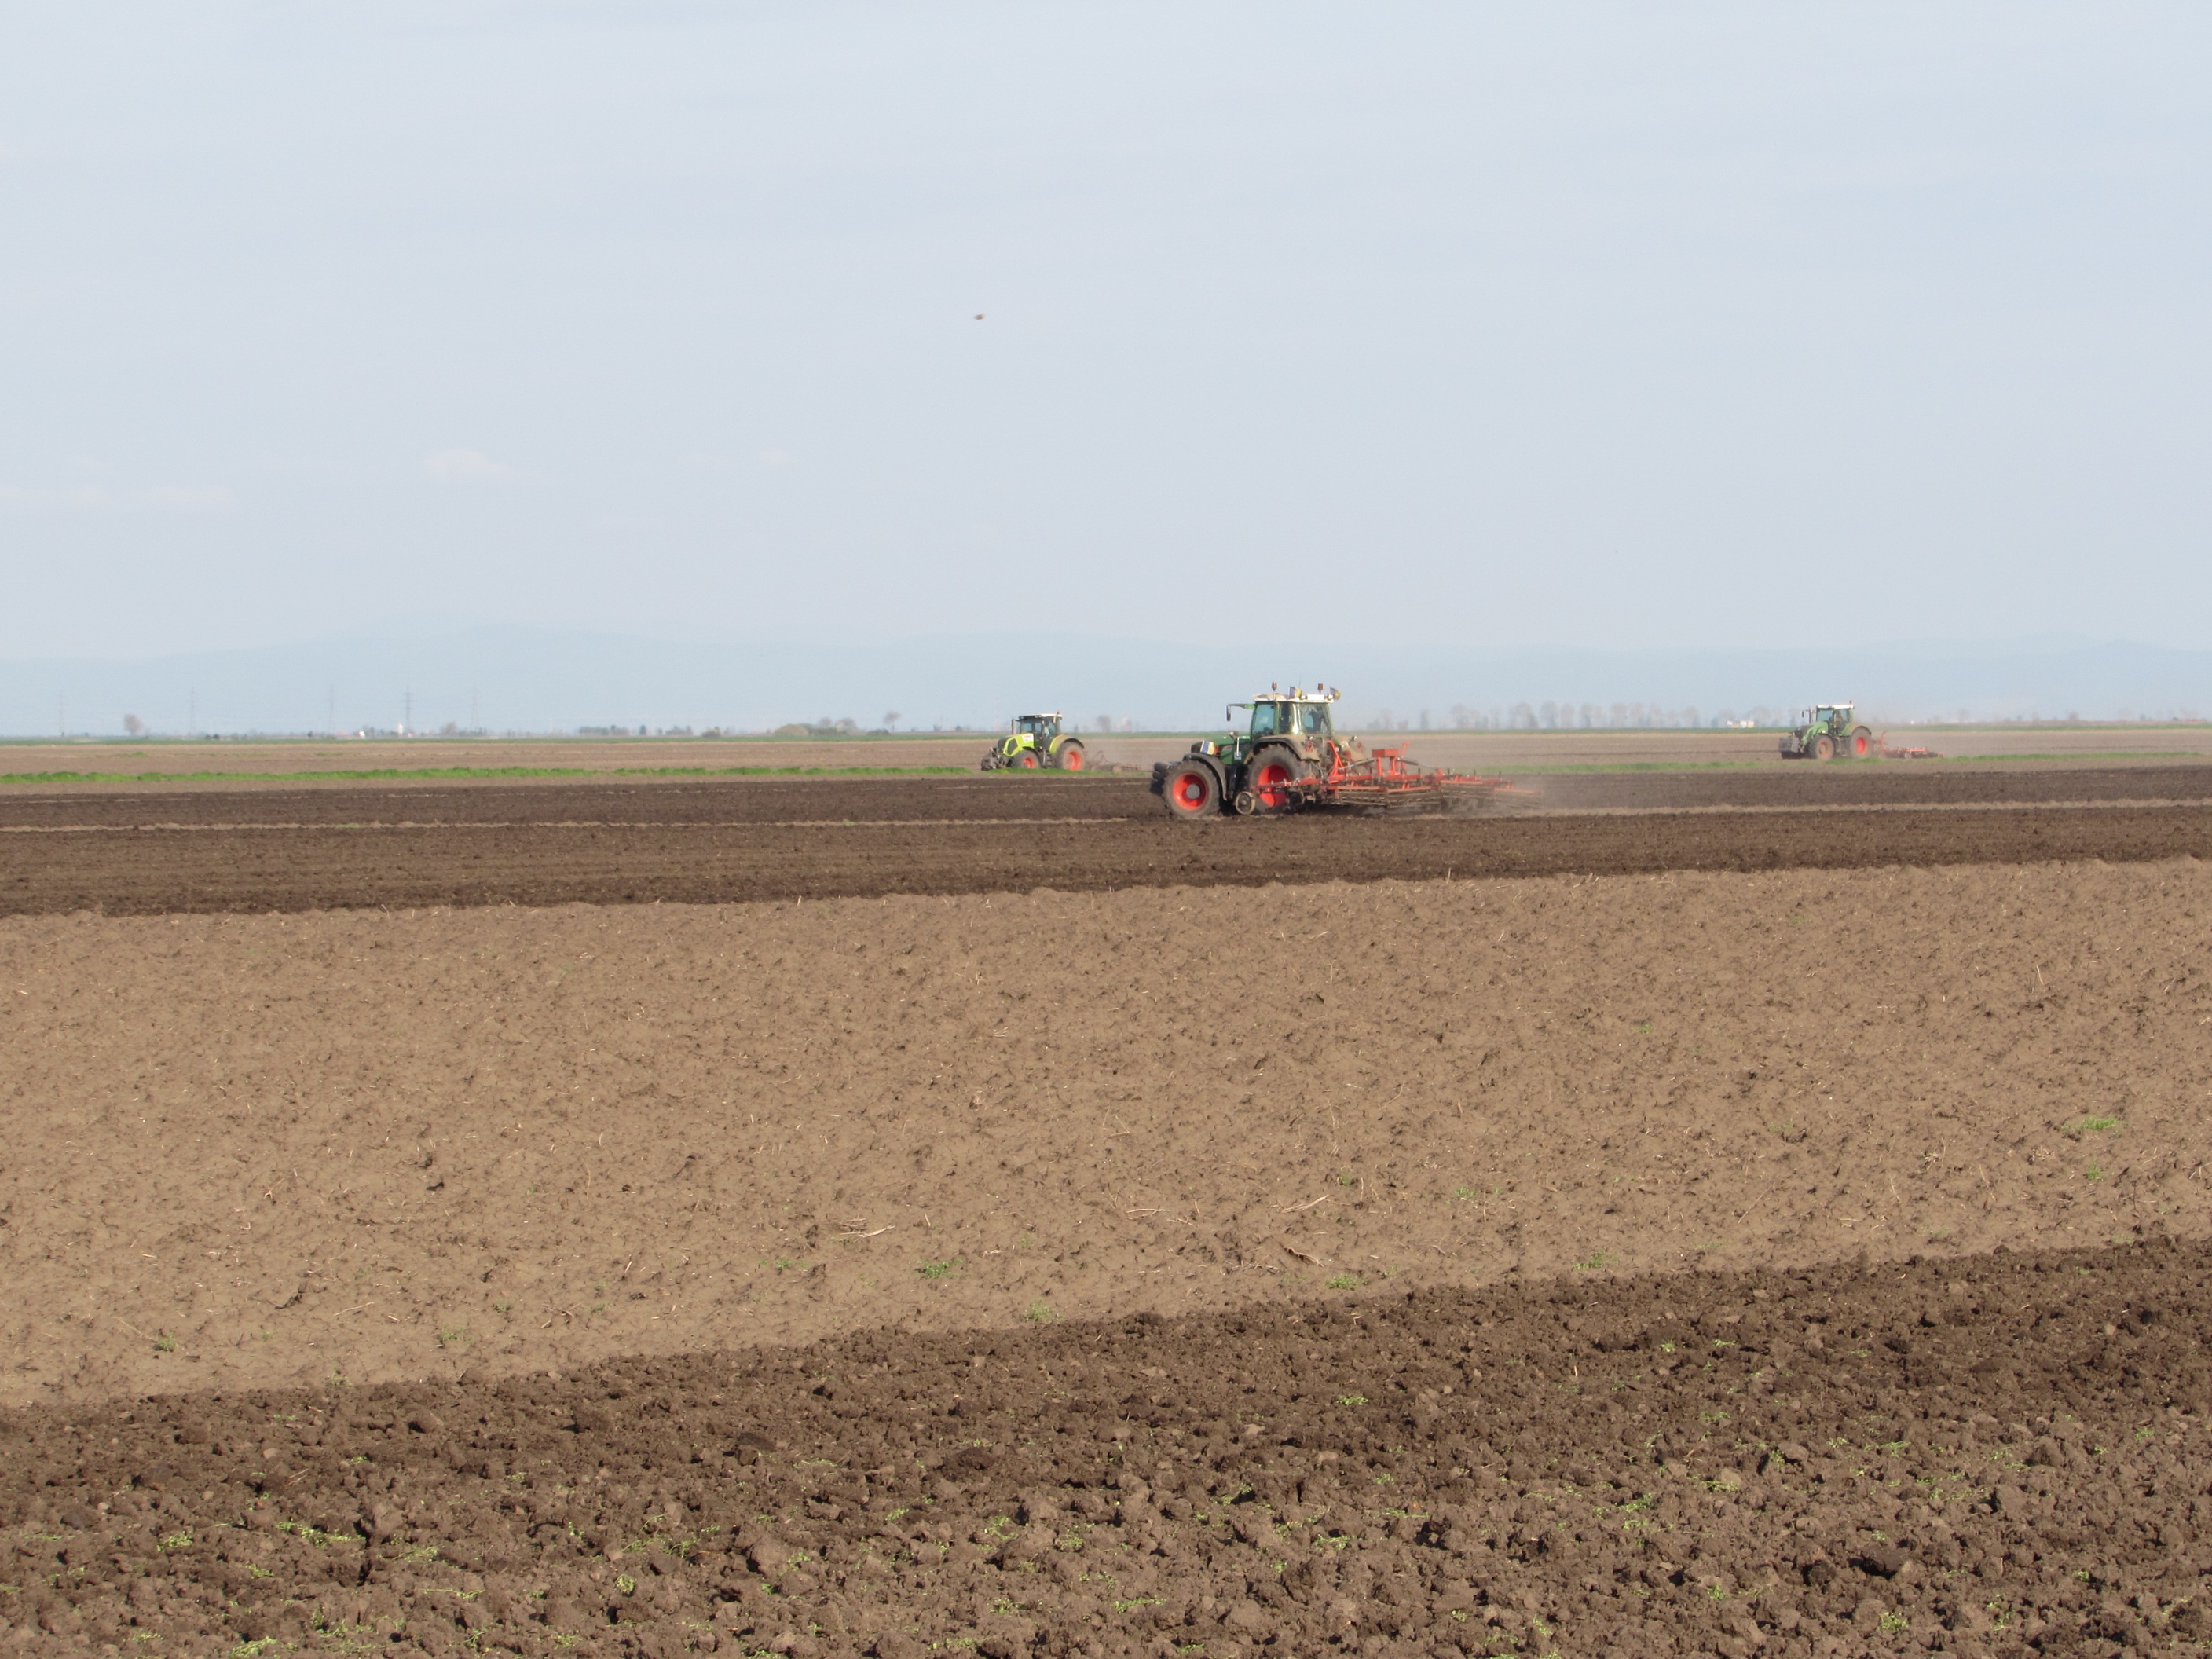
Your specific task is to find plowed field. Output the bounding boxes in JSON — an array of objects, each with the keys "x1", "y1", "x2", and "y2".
[
  {"x1": 9, "y1": 858, "x2": 2210, "y2": 1411},
  {"x1": 5, "y1": 762, "x2": 2211, "y2": 828},
  {"x1": 5, "y1": 1241, "x2": 2209, "y2": 1657},
  {"x1": 2, "y1": 775, "x2": 2210, "y2": 917},
  {"x1": 4, "y1": 765, "x2": 2211, "y2": 1657}
]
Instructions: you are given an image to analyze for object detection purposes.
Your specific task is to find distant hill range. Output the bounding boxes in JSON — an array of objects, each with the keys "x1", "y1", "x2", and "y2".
[{"x1": 1, "y1": 624, "x2": 2205, "y2": 738}]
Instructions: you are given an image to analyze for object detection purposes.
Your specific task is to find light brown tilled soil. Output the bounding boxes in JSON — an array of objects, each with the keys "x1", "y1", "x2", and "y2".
[
  {"x1": 0, "y1": 738, "x2": 996, "y2": 777},
  {"x1": 4, "y1": 1240, "x2": 2210, "y2": 1658},
  {"x1": 4, "y1": 860, "x2": 2207, "y2": 1412},
  {"x1": 7, "y1": 723, "x2": 2205, "y2": 782}
]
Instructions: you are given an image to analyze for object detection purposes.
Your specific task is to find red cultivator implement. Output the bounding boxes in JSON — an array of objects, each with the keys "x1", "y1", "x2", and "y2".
[
  {"x1": 1879, "y1": 734, "x2": 1943, "y2": 759},
  {"x1": 1287, "y1": 742, "x2": 1518, "y2": 815}
]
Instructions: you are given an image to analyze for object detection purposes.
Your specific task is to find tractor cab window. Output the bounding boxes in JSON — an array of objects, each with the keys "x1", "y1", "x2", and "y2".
[
  {"x1": 1016, "y1": 716, "x2": 1045, "y2": 734},
  {"x1": 1249, "y1": 702, "x2": 1283, "y2": 738},
  {"x1": 1295, "y1": 702, "x2": 1331, "y2": 737}
]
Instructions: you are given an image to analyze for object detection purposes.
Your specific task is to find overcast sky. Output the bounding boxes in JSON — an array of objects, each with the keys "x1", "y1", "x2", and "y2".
[{"x1": 2, "y1": 2, "x2": 2207, "y2": 661}]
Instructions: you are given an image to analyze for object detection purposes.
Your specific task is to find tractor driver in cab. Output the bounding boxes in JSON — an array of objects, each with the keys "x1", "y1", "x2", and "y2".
[{"x1": 1245, "y1": 687, "x2": 1332, "y2": 742}]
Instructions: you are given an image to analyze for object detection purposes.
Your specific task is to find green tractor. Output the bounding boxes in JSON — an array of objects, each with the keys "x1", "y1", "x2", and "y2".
[
  {"x1": 1146, "y1": 683, "x2": 1507, "y2": 817},
  {"x1": 1778, "y1": 701, "x2": 1875, "y2": 760},
  {"x1": 1148, "y1": 685, "x2": 1344, "y2": 816},
  {"x1": 980, "y1": 712, "x2": 1088, "y2": 771}
]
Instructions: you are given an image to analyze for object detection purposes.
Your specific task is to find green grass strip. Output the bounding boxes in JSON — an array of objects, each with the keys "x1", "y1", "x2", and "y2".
[{"x1": 0, "y1": 764, "x2": 983, "y2": 785}]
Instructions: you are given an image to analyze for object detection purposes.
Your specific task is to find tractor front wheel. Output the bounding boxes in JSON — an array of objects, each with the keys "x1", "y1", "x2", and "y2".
[
  {"x1": 1163, "y1": 760, "x2": 1221, "y2": 819},
  {"x1": 1054, "y1": 739, "x2": 1086, "y2": 771},
  {"x1": 1015, "y1": 750, "x2": 1040, "y2": 770},
  {"x1": 1812, "y1": 734, "x2": 1836, "y2": 760}
]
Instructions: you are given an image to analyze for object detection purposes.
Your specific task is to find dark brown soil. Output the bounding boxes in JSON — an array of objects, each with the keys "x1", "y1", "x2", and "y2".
[
  {"x1": 3, "y1": 764, "x2": 2210, "y2": 830},
  {"x1": 0, "y1": 776, "x2": 1140, "y2": 830},
  {"x1": 1526, "y1": 764, "x2": 2212, "y2": 811},
  {"x1": 5, "y1": 1238, "x2": 2207, "y2": 1658},
  {"x1": 4, "y1": 798, "x2": 2210, "y2": 917}
]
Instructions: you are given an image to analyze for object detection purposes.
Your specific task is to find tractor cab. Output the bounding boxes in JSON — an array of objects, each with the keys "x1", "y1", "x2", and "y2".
[
  {"x1": 1012, "y1": 713, "x2": 1062, "y2": 743},
  {"x1": 1809, "y1": 702, "x2": 1854, "y2": 734},
  {"x1": 1224, "y1": 687, "x2": 1337, "y2": 756}
]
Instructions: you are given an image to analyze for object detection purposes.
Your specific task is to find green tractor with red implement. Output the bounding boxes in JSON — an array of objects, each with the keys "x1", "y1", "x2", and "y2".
[
  {"x1": 1778, "y1": 701, "x2": 1875, "y2": 760},
  {"x1": 1149, "y1": 684, "x2": 1510, "y2": 818}
]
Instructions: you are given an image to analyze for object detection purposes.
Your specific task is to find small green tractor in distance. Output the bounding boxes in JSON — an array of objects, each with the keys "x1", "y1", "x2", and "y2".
[
  {"x1": 980, "y1": 712, "x2": 1087, "y2": 771},
  {"x1": 1778, "y1": 701, "x2": 1876, "y2": 760},
  {"x1": 1149, "y1": 684, "x2": 1509, "y2": 818}
]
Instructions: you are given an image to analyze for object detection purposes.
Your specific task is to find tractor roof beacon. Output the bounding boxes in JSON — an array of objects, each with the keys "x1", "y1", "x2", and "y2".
[{"x1": 1148, "y1": 683, "x2": 1513, "y2": 818}]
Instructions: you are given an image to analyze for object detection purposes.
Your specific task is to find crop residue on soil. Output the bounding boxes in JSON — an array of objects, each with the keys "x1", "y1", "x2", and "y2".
[
  {"x1": 2, "y1": 859, "x2": 2208, "y2": 1409},
  {"x1": 3, "y1": 1240, "x2": 2210, "y2": 1657}
]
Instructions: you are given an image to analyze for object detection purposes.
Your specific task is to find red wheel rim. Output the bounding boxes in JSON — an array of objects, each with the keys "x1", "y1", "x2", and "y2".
[
  {"x1": 1062, "y1": 748, "x2": 1084, "y2": 771},
  {"x1": 1172, "y1": 771, "x2": 1209, "y2": 811},
  {"x1": 1017, "y1": 752, "x2": 1038, "y2": 769},
  {"x1": 1254, "y1": 760, "x2": 1292, "y2": 808}
]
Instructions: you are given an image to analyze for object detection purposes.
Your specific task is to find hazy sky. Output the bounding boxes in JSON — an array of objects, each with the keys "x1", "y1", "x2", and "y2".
[{"x1": 2, "y1": 2, "x2": 2207, "y2": 661}]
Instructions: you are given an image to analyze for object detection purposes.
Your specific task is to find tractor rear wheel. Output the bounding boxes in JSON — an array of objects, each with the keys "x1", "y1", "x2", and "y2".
[
  {"x1": 1247, "y1": 745, "x2": 1309, "y2": 811},
  {"x1": 1055, "y1": 739, "x2": 1086, "y2": 771},
  {"x1": 1163, "y1": 760, "x2": 1221, "y2": 819},
  {"x1": 1850, "y1": 725, "x2": 1873, "y2": 757},
  {"x1": 1812, "y1": 734, "x2": 1836, "y2": 760}
]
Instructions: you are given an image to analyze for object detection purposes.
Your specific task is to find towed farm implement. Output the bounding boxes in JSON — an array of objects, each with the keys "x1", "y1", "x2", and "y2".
[
  {"x1": 1778, "y1": 701, "x2": 1942, "y2": 760},
  {"x1": 1148, "y1": 685, "x2": 1514, "y2": 819}
]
